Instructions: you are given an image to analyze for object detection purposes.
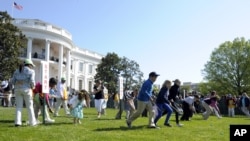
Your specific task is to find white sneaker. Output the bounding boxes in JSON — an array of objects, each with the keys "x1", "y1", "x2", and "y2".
[
  {"x1": 36, "y1": 120, "x2": 41, "y2": 124},
  {"x1": 176, "y1": 123, "x2": 183, "y2": 127},
  {"x1": 45, "y1": 119, "x2": 55, "y2": 123},
  {"x1": 78, "y1": 120, "x2": 81, "y2": 124}
]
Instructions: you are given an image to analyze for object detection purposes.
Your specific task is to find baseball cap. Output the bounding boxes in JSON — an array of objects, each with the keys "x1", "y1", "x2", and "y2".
[
  {"x1": 24, "y1": 59, "x2": 35, "y2": 67},
  {"x1": 1, "y1": 81, "x2": 8, "y2": 89},
  {"x1": 173, "y1": 79, "x2": 181, "y2": 83},
  {"x1": 149, "y1": 72, "x2": 160, "y2": 77},
  {"x1": 61, "y1": 77, "x2": 66, "y2": 81}
]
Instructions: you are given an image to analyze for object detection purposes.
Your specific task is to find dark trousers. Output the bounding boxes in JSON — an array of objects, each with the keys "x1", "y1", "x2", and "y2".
[{"x1": 181, "y1": 101, "x2": 191, "y2": 120}]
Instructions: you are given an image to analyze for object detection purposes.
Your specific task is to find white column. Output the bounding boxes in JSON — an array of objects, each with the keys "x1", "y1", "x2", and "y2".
[
  {"x1": 27, "y1": 37, "x2": 32, "y2": 59},
  {"x1": 84, "y1": 63, "x2": 89, "y2": 90},
  {"x1": 58, "y1": 44, "x2": 63, "y2": 80},
  {"x1": 45, "y1": 40, "x2": 50, "y2": 61},
  {"x1": 66, "y1": 50, "x2": 71, "y2": 88},
  {"x1": 74, "y1": 59, "x2": 79, "y2": 90}
]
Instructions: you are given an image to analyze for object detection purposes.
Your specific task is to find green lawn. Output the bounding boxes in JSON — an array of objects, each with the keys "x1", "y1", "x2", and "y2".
[{"x1": 0, "y1": 107, "x2": 249, "y2": 141}]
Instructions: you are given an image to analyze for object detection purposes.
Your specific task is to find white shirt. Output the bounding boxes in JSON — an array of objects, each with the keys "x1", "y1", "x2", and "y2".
[
  {"x1": 184, "y1": 96, "x2": 195, "y2": 105},
  {"x1": 69, "y1": 95, "x2": 85, "y2": 108}
]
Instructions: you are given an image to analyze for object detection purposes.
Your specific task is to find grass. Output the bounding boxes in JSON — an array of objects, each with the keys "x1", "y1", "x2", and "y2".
[{"x1": 0, "y1": 107, "x2": 249, "y2": 141}]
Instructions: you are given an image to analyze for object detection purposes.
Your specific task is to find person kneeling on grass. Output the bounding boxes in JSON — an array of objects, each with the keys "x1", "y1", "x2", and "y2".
[
  {"x1": 69, "y1": 89, "x2": 88, "y2": 124},
  {"x1": 33, "y1": 82, "x2": 55, "y2": 124},
  {"x1": 180, "y1": 94, "x2": 200, "y2": 121}
]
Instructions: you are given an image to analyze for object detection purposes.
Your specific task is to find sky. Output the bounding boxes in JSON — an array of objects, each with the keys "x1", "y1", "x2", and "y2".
[{"x1": 1, "y1": 0, "x2": 250, "y2": 85}]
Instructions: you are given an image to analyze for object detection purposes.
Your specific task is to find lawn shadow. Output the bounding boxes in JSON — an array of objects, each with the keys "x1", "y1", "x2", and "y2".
[
  {"x1": 0, "y1": 120, "x2": 14, "y2": 124},
  {"x1": 93, "y1": 118, "x2": 117, "y2": 121},
  {"x1": 93, "y1": 125, "x2": 146, "y2": 131}
]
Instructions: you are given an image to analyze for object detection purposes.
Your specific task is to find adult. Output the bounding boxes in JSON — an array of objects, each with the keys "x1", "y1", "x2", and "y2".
[
  {"x1": 126, "y1": 71, "x2": 159, "y2": 128},
  {"x1": 54, "y1": 77, "x2": 70, "y2": 116},
  {"x1": 201, "y1": 97, "x2": 212, "y2": 120},
  {"x1": 180, "y1": 94, "x2": 200, "y2": 121},
  {"x1": 239, "y1": 92, "x2": 250, "y2": 117},
  {"x1": 226, "y1": 94, "x2": 236, "y2": 117},
  {"x1": 12, "y1": 59, "x2": 37, "y2": 127},
  {"x1": 154, "y1": 80, "x2": 173, "y2": 127},
  {"x1": 168, "y1": 79, "x2": 183, "y2": 127},
  {"x1": 0, "y1": 80, "x2": 13, "y2": 107},
  {"x1": 93, "y1": 80, "x2": 104, "y2": 118}
]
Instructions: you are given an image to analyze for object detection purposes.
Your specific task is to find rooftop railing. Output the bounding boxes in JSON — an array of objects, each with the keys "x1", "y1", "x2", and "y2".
[{"x1": 12, "y1": 19, "x2": 72, "y2": 40}]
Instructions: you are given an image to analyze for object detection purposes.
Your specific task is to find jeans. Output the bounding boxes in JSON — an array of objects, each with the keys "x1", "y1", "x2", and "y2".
[{"x1": 154, "y1": 103, "x2": 173, "y2": 125}]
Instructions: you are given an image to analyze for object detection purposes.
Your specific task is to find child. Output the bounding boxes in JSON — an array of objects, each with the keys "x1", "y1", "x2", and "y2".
[
  {"x1": 33, "y1": 82, "x2": 55, "y2": 124},
  {"x1": 226, "y1": 94, "x2": 236, "y2": 117},
  {"x1": 69, "y1": 89, "x2": 88, "y2": 124},
  {"x1": 49, "y1": 77, "x2": 57, "y2": 109}
]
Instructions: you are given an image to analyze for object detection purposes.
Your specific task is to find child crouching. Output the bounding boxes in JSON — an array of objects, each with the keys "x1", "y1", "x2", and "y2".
[{"x1": 69, "y1": 89, "x2": 88, "y2": 124}]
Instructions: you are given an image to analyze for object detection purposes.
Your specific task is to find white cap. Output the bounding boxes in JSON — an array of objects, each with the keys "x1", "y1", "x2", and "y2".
[{"x1": 1, "y1": 81, "x2": 8, "y2": 89}]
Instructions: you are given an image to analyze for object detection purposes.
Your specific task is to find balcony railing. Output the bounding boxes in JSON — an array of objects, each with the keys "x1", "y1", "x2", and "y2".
[{"x1": 12, "y1": 19, "x2": 72, "y2": 40}]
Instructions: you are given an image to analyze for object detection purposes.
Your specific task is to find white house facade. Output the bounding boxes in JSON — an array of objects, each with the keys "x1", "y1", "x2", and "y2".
[{"x1": 12, "y1": 19, "x2": 103, "y2": 93}]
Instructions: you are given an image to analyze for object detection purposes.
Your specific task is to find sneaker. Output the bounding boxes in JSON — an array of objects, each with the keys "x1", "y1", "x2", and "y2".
[
  {"x1": 53, "y1": 114, "x2": 59, "y2": 117},
  {"x1": 148, "y1": 125, "x2": 160, "y2": 129},
  {"x1": 97, "y1": 114, "x2": 101, "y2": 119},
  {"x1": 78, "y1": 120, "x2": 82, "y2": 124},
  {"x1": 36, "y1": 120, "x2": 41, "y2": 124},
  {"x1": 176, "y1": 123, "x2": 183, "y2": 127},
  {"x1": 45, "y1": 119, "x2": 55, "y2": 123},
  {"x1": 15, "y1": 124, "x2": 21, "y2": 127},
  {"x1": 218, "y1": 116, "x2": 222, "y2": 119},
  {"x1": 164, "y1": 123, "x2": 172, "y2": 127},
  {"x1": 126, "y1": 120, "x2": 132, "y2": 128}
]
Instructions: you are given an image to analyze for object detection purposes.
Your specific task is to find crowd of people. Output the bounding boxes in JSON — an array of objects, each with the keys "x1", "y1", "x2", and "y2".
[{"x1": 0, "y1": 59, "x2": 250, "y2": 128}]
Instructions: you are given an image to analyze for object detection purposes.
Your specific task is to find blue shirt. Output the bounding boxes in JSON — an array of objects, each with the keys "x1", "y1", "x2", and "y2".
[
  {"x1": 137, "y1": 79, "x2": 153, "y2": 102},
  {"x1": 12, "y1": 66, "x2": 35, "y2": 90}
]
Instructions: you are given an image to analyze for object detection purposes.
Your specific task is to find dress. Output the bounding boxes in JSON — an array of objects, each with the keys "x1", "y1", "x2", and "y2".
[{"x1": 69, "y1": 96, "x2": 84, "y2": 119}]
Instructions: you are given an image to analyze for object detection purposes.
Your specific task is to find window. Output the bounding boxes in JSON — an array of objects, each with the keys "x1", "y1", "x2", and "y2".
[
  {"x1": 88, "y1": 81, "x2": 92, "y2": 93},
  {"x1": 79, "y1": 62, "x2": 84, "y2": 72},
  {"x1": 71, "y1": 60, "x2": 73, "y2": 70},
  {"x1": 89, "y1": 64, "x2": 93, "y2": 74},
  {"x1": 79, "y1": 80, "x2": 83, "y2": 90},
  {"x1": 70, "y1": 78, "x2": 72, "y2": 88}
]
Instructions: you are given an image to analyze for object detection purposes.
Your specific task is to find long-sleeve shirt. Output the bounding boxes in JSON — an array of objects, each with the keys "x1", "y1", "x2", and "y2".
[
  {"x1": 156, "y1": 87, "x2": 170, "y2": 104},
  {"x1": 12, "y1": 66, "x2": 35, "y2": 90},
  {"x1": 137, "y1": 79, "x2": 153, "y2": 102},
  {"x1": 55, "y1": 82, "x2": 67, "y2": 99}
]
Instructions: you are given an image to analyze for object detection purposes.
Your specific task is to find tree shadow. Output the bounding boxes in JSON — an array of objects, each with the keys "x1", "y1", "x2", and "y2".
[{"x1": 93, "y1": 125, "x2": 146, "y2": 131}]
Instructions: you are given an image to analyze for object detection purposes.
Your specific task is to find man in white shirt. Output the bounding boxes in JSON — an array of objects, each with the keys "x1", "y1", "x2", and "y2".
[{"x1": 180, "y1": 94, "x2": 200, "y2": 121}]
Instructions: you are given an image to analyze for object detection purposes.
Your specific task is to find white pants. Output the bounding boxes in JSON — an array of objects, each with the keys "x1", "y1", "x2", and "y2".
[
  {"x1": 54, "y1": 98, "x2": 70, "y2": 115},
  {"x1": 95, "y1": 99, "x2": 104, "y2": 113},
  {"x1": 241, "y1": 107, "x2": 250, "y2": 117},
  {"x1": 202, "y1": 101, "x2": 212, "y2": 120},
  {"x1": 15, "y1": 89, "x2": 37, "y2": 126}
]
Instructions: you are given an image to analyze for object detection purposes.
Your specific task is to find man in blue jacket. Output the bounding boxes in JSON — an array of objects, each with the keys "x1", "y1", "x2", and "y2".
[{"x1": 126, "y1": 72, "x2": 159, "y2": 128}]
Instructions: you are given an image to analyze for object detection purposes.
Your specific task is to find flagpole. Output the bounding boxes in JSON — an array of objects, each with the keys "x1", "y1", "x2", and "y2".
[{"x1": 11, "y1": 1, "x2": 14, "y2": 18}]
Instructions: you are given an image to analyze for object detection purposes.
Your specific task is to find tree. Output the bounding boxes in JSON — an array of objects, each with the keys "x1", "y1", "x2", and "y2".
[
  {"x1": 203, "y1": 37, "x2": 250, "y2": 95},
  {"x1": 120, "y1": 57, "x2": 144, "y2": 90},
  {"x1": 0, "y1": 11, "x2": 26, "y2": 80},
  {"x1": 95, "y1": 52, "x2": 122, "y2": 94},
  {"x1": 95, "y1": 53, "x2": 144, "y2": 94}
]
